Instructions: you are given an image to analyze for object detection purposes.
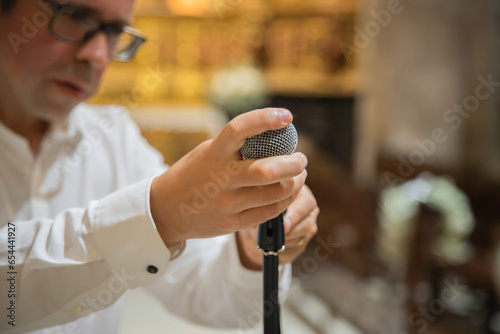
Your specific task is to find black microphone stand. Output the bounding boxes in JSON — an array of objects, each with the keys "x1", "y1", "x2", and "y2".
[
  {"x1": 257, "y1": 211, "x2": 285, "y2": 334},
  {"x1": 240, "y1": 122, "x2": 297, "y2": 334}
]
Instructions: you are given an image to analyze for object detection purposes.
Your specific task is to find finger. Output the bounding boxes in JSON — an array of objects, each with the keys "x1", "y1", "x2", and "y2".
[
  {"x1": 285, "y1": 236, "x2": 308, "y2": 248},
  {"x1": 213, "y1": 108, "x2": 293, "y2": 157},
  {"x1": 234, "y1": 153, "x2": 307, "y2": 187},
  {"x1": 284, "y1": 207, "x2": 319, "y2": 241},
  {"x1": 234, "y1": 190, "x2": 300, "y2": 229},
  {"x1": 237, "y1": 228, "x2": 258, "y2": 247},
  {"x1": 233, "y1": 170, "x2": 307, "y2": 211},
  {"x1": 242, "y1": 225, "x2": 258, "y2": 239},
  {"x1": 283, "y1": 185, "x2": 317, "y2": 233}
]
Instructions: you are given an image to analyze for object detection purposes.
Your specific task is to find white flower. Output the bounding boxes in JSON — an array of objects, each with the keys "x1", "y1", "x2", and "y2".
[
  {"x1": 208, "y1": 63, "x2": 269, "y2": 117},
  {"x1": 377, "y1": 173, "x2": 474, "y2": 276}
]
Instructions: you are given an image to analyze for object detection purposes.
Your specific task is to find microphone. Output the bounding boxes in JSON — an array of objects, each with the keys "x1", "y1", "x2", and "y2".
[
  {"x1": 240, "y1": 123, "x2": 298, "y2": 334},
  {"x1": 241, "y1": 123, "x2": 298, "y2": 252},
  {"x1": 240, "y1": 123, "x2": 298, "y2": 160}
]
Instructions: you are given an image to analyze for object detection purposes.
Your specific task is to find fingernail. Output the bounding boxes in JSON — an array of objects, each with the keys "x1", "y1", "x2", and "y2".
[
  {"x1": 284, "y1": 217, "x2": 292, "y2": 232},
  {"x1": 302, "y1": 154, "x2": 308, "y2": 167},
  {"x1": 275, "y1": 108, "x2": 291, "y2": 124}
]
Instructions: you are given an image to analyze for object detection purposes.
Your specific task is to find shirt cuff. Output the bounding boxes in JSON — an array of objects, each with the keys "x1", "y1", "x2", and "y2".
[{"x1": 87, "y1": 176, "x2": 171, "y2": 288}]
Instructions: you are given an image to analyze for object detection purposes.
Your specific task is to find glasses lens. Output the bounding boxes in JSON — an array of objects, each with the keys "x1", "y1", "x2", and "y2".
[
  {"x1": 110, "y1": 30, "x2": 146, "y2": 61},
  {"x1": 52, "y1": 6, "x2": 99, "y2": 43},
  {"x1": 49, "y1": 2, "x2": 146, "y2": 62}
]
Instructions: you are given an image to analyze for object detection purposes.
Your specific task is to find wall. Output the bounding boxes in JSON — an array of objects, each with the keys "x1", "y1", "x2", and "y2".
[{"x1": 353, "y1": 0, "x2": 500, "y2": 186}]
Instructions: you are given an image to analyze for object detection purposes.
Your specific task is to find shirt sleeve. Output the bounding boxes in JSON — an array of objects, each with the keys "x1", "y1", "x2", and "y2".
[
  {"x1": 144, "y1": 233, "x2": 292, "y2": 329},
  {"x1": 0, "y1": 176, "x2": 171, "y2": 334}
]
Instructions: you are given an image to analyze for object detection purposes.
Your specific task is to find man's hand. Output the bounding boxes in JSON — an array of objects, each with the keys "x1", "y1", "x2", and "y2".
[
  {"x1": 236, "y1": 185, "x2": 319, "y2": 270},
  {"x1": 150, "y1": 108, "x2": 308, "y2": 249}
]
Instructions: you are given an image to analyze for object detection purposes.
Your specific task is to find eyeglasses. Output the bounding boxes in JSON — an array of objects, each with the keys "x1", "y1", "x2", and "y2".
[{"x1": 44, "y1": 0, "x2": 146, "y2": 61}]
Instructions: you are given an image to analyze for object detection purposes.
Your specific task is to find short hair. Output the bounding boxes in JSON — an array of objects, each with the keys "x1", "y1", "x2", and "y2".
[{"x1": 1, "y1": 0, "x2": 16, "y2": 13}]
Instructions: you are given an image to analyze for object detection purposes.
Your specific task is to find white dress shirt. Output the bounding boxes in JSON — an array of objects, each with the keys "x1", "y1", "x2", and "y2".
[{"x1": 0, "y1": 104, "x2": 290, "y2": 334}]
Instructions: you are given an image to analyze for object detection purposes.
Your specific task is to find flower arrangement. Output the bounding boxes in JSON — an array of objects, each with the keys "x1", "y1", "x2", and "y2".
[
  {"x1": 377, "y1": 172, "x2": 475, "y2": 275},
  {"x1": 208, "y1": 62, "x2": 270, "y2": 119}
]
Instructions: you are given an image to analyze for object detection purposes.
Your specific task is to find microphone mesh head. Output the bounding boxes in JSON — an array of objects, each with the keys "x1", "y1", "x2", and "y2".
[{"x1": 240, "y1": 123, "x2": 298, "y2": 159}]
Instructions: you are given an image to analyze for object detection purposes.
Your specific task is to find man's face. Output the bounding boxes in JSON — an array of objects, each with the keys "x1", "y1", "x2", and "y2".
[{"x1": 0, "y1": 0, "x2": 134, "y2": 122}]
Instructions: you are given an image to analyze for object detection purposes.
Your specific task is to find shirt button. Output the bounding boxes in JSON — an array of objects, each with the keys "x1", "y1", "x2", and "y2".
[{"x1": 147, "y1": 265, "x2": 158, "y2": 274}]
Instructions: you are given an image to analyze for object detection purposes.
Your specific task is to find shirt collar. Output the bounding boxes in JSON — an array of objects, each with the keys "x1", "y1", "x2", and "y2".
[
  {"x1": 46, "y1": 103, "x2": 86, "y2": 142},
  {"x1": 0, "y1": 104, "x2": 87, "y2": 160},
  {"x1": 0, "y1": 117, "x2": 32, "y2": 162},
  {"x1": 0, "y1": 103, "x2": 87, "y2": 141}
]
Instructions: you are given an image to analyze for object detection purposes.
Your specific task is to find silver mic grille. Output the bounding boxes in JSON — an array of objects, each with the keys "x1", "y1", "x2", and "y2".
[{"x1": 240, "y1": 123, "x2": 298, "y2": 159}]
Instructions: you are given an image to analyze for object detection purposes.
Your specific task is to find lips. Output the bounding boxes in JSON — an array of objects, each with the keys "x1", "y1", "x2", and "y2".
[{"x1": 53, "y1": 78, "x2": 90, "y2": 100}]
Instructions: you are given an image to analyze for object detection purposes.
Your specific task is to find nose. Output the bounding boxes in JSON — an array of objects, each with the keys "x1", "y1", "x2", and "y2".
[{"x1": 75, "y1": 31, "x2": 111, "y2": 70}]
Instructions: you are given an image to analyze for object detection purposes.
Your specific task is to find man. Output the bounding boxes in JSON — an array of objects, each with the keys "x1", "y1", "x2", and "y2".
[{"x1": 0, "y1": 0, "x2": 319, "y2": 333}]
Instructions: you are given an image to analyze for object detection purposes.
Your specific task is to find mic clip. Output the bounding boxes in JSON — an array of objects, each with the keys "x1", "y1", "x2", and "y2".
[
  {"x1": 258, "y1": 245, "x2": 285, "y2": 256},
  {"x1": 257, "y1": 211, "x2": 286, "y2": 255}
]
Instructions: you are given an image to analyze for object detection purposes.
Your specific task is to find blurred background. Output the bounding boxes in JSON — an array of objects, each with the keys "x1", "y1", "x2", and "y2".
[{"x1": 89, "y1": 0, "x2": 500, "y2": 333}]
